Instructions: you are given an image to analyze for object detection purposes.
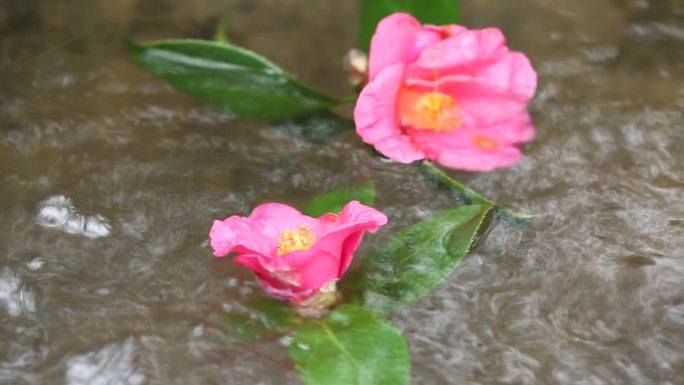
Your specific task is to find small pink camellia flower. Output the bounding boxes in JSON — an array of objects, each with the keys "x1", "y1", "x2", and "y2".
[
  {"x1": 354, "y1": 13, "x2": 537, "y2": 171},
  {"x1": 209, "y1": 201, "x2": 387, "y2": 304}
]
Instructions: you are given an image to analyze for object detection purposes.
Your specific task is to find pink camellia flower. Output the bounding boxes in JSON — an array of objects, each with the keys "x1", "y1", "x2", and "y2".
[
  {"x1": 354, "y1": 13, "x2": 537, "y2": 171},
  {"x1": 209, "y1": 201, "x2": 387, "y2": 304}
]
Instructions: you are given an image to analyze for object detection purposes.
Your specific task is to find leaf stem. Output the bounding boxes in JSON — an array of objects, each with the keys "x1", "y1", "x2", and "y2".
[{"x1": 421, "y1": 161, "x2": 493, "y2": 206}]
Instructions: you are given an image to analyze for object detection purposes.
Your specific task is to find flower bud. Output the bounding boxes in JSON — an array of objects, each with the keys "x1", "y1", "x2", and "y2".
[{"x1": 343, "y1": 48, "x2": 369, "y2": 90}]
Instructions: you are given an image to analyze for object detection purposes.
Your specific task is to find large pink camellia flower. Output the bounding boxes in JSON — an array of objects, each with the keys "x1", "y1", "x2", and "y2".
[
  {"x1": 209, "y1": 201, "x2": 387, "y2": 303},
  {"x1": 354, "y1": 13, "x2": 537, "y2": 171}
]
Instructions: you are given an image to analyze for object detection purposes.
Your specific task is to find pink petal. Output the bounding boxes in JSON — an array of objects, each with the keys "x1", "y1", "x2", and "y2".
[
  {"x1": 478, "y1": 113, "x2": 535, "y2": 145},
  {"x1": 456, "y1": 94, "x2": 533, "y2": 140},
  {"x1": 354, "y1": 64, "x2": 425, "y2": 162},
  {"x1": 413, "y1": 27, "x2": 445, "y2": 56},
  {"x1": 368, "y1": 13, "x2": 422, "y2": 80},
  {"x1": 233, "y1": 252, "x2": 274, "y2": 278},
  {"x1": 433, "y1": 145, "x2": 523, "y2": 171},
  {"x1": 278, "y1": 249, "x2": 341, "y2": 301},
  {"x1": 253, "y1": 270, "x2": 310, "y2": 303},
  {"x1": 247, "y1": 203, "x2": 320, "y2": 240},
  {"x1": 355, "y1": 64, "x2": 404, "y2": 143},
  {"x1": 475, "y1": 51, "x2": 537, "y2": 101},
  {"x1": 314, "y1": 201, "x2": 388, "y2": 275},
  {"x1": 374, "y1": 135, "x2": 425, "y2": 163},
  {"x1": 209, "y1": 218, "x2": 270, "y2": 257},
  {"x1": 407, "y1": 28, "x2": 509, "y2": 78},
  {"x1": 337, "y1": 200, "x2": 389, "y2": 228}
]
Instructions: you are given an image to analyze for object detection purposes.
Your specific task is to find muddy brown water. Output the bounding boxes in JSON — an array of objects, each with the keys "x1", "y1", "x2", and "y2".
[{"x1": 2, "y1": 1, "x2": 684, "y2": 384}]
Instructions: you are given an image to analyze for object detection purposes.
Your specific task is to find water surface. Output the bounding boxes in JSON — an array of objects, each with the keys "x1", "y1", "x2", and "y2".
[{"x1": 2, "y1": 1, "x2": 684, "y2": 384}]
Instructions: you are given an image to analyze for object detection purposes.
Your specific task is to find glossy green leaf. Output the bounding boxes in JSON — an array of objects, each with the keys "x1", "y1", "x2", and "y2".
[
  {"x1": 363, "y1": 204, "x2": 493, "y2": 314},
  {"x1": 128, "y1": 39, "x2": 340, "y2": 119},
  {"x1": 359, "y1": 0, "x2": 460, "y2": 52},
  {"x1": 303, "y1": 181, "x2": 375, "y2": 217},
  {"x1": 289, "y1": 304, "x2": 410, "y2": 385}
]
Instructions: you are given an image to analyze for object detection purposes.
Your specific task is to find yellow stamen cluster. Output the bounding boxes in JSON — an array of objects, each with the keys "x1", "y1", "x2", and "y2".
[
  {"x1": 277, "y1": 225, "x2": 316, "y2": 255},
  {"x1": 398, "y1": 87, "x2": 463, "y2": 132},
  {"x1": 418, "y1": 92, "x2": 462, "y2": 131}
]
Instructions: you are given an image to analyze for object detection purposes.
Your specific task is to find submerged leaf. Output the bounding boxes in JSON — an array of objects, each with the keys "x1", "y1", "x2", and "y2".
[
  {"x1": 303, "y1": 181, "x2": 376, "y2": 217},
  {"x1": 359, "y1": 0, "x2": 461, "y2": 52},
  {"x1": 206, "y1": 296, "x2": 293, "y2": 346},
  {"x1": 128, "y1": 39, "x2": 340, "y2": 119},
  {"x1": 363, "y1": 204, "x2": 493, "y2": 313},
  {"x1": 289, "y1": 304, "x2": 410, "y2": 385}
]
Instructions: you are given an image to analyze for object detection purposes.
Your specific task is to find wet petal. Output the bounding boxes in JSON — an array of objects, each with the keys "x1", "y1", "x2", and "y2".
[
  {"x1": 412, "y1": 27, "x2": 509, "y2": 73},
  {"x1": 433, "y1": 144, "x2": 523, "y2": 171},
  {"x1": 368, "y1": 13, "x2": 422, "y2": 80},
  {"x1": 474, "y1": 51, "x2": 537, "y2": 100},
  {"x1": 355, "y1": 64, "x2": 425, "y2": 162}
]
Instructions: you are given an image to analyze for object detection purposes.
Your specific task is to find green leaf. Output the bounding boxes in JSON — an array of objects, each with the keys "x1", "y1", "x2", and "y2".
[
  {"x1": 211, "y1": 313, "x2": 264, "y2": 346},
  {"x1": 303, "y1": 181, "x2": 376, "y2": 217},
  {"x1": 363, "y1": 204, "x2": 493, "y2": 314},
  {"x1": 247, "y1": 296, "x2": 293, "y2": 332},
  {"x1": 289, "y1": 304, "x2": 410, "y2": 385},
  {"x1": 206, "y1": 296, "x2": 293, "y2": 346},
  {"x1": 359, "y1": 0, "x2": 461, "y2": 52},
  {"x1": 128, "y1": 39, "x2": 340, "y2": 120}
]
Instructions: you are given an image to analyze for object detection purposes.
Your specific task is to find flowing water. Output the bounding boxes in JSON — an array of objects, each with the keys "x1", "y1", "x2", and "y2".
[{"x1": 2, "y1": 0, "x2": 684, "y2": 384}]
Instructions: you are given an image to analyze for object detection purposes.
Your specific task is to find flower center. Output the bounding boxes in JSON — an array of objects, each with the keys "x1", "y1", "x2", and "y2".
[
  {"x1": 277, "y1": 225, "x2": 316, "y2": 255},
  {"x1": 397, "y1": 87, "x2": 462, "y2": 132}
]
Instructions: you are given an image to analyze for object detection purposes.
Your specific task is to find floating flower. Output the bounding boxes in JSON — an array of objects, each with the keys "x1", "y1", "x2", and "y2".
[
  {"x1": 209, "y1": 201, "x2": 387, "y2": 304},
  {"x1": 354, "y1": 13, "x2": 537, "y2": 171}
]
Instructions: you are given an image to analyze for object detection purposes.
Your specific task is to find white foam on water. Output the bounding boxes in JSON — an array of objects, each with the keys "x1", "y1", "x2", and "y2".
[
  {"x1": 65, "y1": 338, "x2": 145, "y2": 385},
  {"x1": 0, "y1": 269, "x2": 36, "y2": 317},
  {"x1": 33, "y1": 195, "x2": 111, "y2": 238}
]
